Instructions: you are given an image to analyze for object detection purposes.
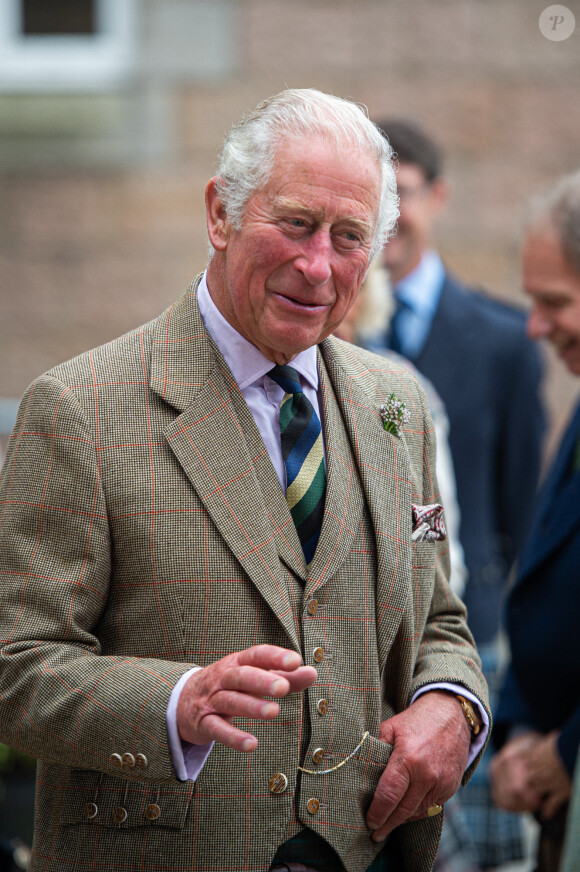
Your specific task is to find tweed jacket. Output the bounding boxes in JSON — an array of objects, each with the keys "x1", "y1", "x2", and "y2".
[{"x1": 0, "y1": 279, "x2": 488, "y2": 872}]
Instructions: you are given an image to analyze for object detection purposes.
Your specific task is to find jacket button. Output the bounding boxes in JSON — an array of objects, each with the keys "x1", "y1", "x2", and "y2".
[
  {"x1": 312, "y1": 647, "x2": 324, "y2": 663},
  {"x1": 306, "y1": 797, "x2": 320, "y2": 815},
  {"x1": 268, "y1": 772, "x2": 288, "y2": 794},
  {"x1": 113, "y1": 807, "x2": 127, "y2": 824},
  {"x1": 312, "y1": 747, "x2": 325, "y2": 764},
  {"x1": 135, "y1": 753, "x2": 149, "y2": 769},
  {"x1": 122, "y1": 753, "x2": 136, "y2": 767},
  {"x1": 84, "y1": 803, "x2": 98, "y2": 820},
  {"x1": 317, "y1": 699, "x2": 328, "y2": 716},
  {"x1": 307, "y1": 599, "x2": 319, "y2": 616},
  {"x1": 145, "y1": 803, "x2": 161, "y2": 821},
  {"x1": 109, "y1": 753, "x2": 123, "y2": 768}
]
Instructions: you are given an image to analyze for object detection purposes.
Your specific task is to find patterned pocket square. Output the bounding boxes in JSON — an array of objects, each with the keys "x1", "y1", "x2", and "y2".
[{"x1": 411, "y1": 503, "x2": 447, "y2": 542}]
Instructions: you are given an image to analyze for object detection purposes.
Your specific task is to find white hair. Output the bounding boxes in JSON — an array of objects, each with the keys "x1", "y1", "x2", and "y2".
[
  {"x1": 528, "y1": 170, "x2": 580, "y2": 274},
  {"x1": 214, "y1": 88, "x2": 398, "y2": 261},
  {"x1": 356, "y1": 258, "x2": 396, "y2": 342}
]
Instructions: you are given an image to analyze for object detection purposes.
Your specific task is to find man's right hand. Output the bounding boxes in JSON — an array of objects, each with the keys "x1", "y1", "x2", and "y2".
[
  {"x1": 176, "y1": 644, "x2": 317, "y2": 752},
  {"x1": 490, "y1": 730, "x2": 544, "y2": 814}
]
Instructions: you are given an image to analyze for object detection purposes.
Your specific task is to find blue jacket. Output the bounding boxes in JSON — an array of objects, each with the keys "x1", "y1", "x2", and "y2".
[
  {"x1": 399, "y1": 273, "x2": 545, "y2": 643},
  {"x1": 496, "y1": 400, "x2": 580, "y2": 775}
]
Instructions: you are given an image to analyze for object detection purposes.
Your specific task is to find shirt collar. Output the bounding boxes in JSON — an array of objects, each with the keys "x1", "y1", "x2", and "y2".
[
  {"x1": 197, "y1": 271, "x2": 319, "y2": 392},
  {"x1": 394, "y1": 250, "x2": 445, "y2": 319}
]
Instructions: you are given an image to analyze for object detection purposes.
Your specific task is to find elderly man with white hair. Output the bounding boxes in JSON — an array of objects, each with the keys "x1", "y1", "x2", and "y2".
[{"x1": 0, "y1": 89, "x2": 488, "y2": 872}]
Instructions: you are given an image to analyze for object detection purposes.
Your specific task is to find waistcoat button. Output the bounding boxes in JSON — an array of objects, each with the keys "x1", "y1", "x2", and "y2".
[
  {"x1": 307, "y1": 599, "x2": 319, "y2": 616},
  {"x1": 312, "y1": 747, "x2": 325, "y2": 764},
  {"x1": 317, "y1": 698, "x2": 329, "y2": 715},
  {"x1": 113, "y1": 807, "x2": 127, "y2": 824},
  {"x1": 268, "y1": 772, "x2": 288, "y2": 794},
  {"x1": 312, "y1": 647, "x2": 324, "y2": 663},
  {"x1": 306, "y1": 797, "x2": 320, "y2": 814}
]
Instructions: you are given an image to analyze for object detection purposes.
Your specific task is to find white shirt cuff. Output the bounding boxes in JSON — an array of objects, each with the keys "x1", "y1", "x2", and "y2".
[
  {"x1": 411, "y1": 682, "x2": 489, "y2": 768},
  {"x1": 166, "y1": 666, "x2": 214, "y2": 781}
]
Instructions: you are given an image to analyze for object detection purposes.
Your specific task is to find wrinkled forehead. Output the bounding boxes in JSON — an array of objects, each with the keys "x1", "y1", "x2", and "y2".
[
  {"x1": 273, "y1": 129, "x2": 382, "y2": 170},
  {"x1": 266, "y1": 134, "x2": 382, "y2": 206}
]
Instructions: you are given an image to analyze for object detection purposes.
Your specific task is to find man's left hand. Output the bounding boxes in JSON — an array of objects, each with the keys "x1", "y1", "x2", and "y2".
[
  {"x1": 527, "y1": 731, "x2": 572, "y2": 820},
  {"x1": 366, "y1": 690, "x2": 471, "y2": 841}
]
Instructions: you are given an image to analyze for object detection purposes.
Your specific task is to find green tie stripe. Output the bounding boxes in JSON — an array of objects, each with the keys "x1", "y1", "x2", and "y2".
[
  {"x1": 279, "y1": 393, "x2": 294, "y2": 433},
  {"x1": 286, "y1": 433, "x2": 324, "y2": 510},
  {"x1": 268, "y1": 365, "x2": 326, "y2": 565},
  {"x1": 288, "y1": 458, "x2": 326, "y2": 528}
]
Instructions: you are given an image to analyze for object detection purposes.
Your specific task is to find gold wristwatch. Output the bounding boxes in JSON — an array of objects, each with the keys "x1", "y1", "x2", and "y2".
[{"x1": 456, "y1": 695, "x2": 482, "y2": 735}]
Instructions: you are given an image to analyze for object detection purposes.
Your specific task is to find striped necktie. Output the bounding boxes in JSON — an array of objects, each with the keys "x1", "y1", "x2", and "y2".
[{"x1": 268, "y1": 365, "x2": 326, "y2": 565}]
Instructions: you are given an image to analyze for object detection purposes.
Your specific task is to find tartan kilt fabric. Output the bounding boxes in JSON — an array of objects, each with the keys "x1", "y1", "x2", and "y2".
[
  {"x1": 0, "y1": 280, "x2": 489, "y2": 872},
  {"x1": 434, "y1": 642, "x2": 527, "y2": 871}
]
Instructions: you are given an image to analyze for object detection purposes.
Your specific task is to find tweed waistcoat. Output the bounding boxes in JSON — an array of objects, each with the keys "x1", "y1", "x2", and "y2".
[{"x1": 0, "y1": 281, "x2": 487, "y2": 872}]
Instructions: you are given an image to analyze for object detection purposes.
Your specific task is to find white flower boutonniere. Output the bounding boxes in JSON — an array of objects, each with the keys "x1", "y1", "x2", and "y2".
[{"x1": 379, "y1": 394, "x2": 411, "y2": 437}]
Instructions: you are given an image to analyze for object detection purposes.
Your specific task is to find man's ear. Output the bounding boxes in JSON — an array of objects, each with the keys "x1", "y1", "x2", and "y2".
[
  {"x1": 429, "y1": 177, "x2": 449, "y2": 217},
  {"x1": 206, "y1": 177, "x2": 230, "y2": 251}
]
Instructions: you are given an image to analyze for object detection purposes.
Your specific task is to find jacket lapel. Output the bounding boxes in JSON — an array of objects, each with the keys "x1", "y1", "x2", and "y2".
[
  {"x1": 226, "y1": 372, "x2": 307, "y2": 583},
  {"x1": 149, "y1": 288, "x2": 412, "y2": 652},
  {"x1": 317, "y1": 339, "x2": 411, "y2": 657},
  {"x1": 305, "y1": 353, "x2": 366, "y2": 591},
  {"x1": 150, "y1": 280, "x2": 301, "y2": 649},
  {"x1": 414, "y1": 277, "x2": 477, "y2": 392},
  {"x1": 517, "y1": 401, "x2": 580, "y2": 580}
]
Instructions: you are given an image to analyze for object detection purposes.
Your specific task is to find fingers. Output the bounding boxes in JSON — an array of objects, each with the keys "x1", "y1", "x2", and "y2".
[
  {"x1": 177, "y1": 645, "x2": 316, "y2": 751},
  {"x1": 492, "y1": 775, "x2": 542, "y2": 813},
  {"x1": 272, "y1": 665, "x2": 318, "y2": 692},
  {"x1": 490, "y1": 749, "x2": 543, "y2": 813},
  {"x1": 221, "y1": 664, "x2": 292, "y2": 698},
  {"x1": 198, "y1": 713, "x2": 259, "y2": 753},
  {"x1": 224, "y1": 647, "x2": 317, "y2": 698},
  {"x1": 541, "y1": 792, "x2": 566, "y2": 821},
  {"x1": 367, "y1": 695, "x2": 470, "y2": 840},
  {"x1": 367, "y1": 765, "x2": 445, "y2": 841},
  {"x1": 237, "y1": 644, "x2": 306, "y2": 673},
  {"x1": 212, "y1": 688, "x2": 280, "y2": 721},
  {"x1": 490, "y1": 734, "x2": 561, "y2": 815},
  {"x1": 366, "y1": 766, "x2": 412, "y2": 841},
  {"x1": 221, "y1": 662, "x2": 317, "y2": 699}
]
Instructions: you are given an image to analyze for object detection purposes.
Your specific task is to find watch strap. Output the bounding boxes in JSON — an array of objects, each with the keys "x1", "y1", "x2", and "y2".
[{"x1": 456, "y1": 694, "x2": 482, "y2": 735}]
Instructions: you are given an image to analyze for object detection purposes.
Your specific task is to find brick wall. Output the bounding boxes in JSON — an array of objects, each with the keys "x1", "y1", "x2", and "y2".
[{"x1": 1, "y1": 0, "x2": 579, "y2": 455}]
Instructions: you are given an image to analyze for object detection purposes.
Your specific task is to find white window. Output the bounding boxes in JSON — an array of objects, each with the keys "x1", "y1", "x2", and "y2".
[{"x1": 0, "y1": 0, "x2": 135, "y2": 91}]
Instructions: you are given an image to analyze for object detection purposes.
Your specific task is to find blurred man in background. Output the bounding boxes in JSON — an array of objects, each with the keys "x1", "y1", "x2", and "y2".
[
  {"x1": 358, "y1": 119, "x2": 546, "y2": 871},
  {"x1": 492, "y1": 170, "x2": 580, "y2": 872}
]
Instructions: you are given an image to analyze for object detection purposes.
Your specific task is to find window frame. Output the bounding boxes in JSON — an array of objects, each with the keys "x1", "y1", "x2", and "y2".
[{"x1": 0, "y1": 0, "x2": 135, "y2": 91}]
